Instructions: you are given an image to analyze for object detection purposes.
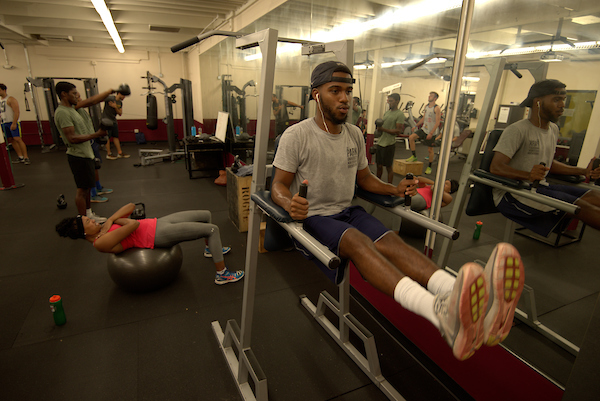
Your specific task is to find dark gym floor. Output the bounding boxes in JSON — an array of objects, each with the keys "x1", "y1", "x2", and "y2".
[{"x1": 0, "y1": 138, "x2": 596, "y2": 400}]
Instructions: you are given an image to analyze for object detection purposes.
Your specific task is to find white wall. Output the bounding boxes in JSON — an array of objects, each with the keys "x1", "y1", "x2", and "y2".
[{"x1": 0, "y1": 42, "x2": 185, "y2": 124}]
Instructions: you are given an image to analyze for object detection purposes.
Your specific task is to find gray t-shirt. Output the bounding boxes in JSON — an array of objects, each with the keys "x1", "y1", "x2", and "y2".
[
  {"x1": 274, "y1": 118, "x2": 368, "y2": 217},
  {"x1": 102, "y1": 95, "x2": 121, "y2": 121},
  {"x1": 54, "y1": 105, "x2": 95, "y2": 159},
  {"x1": 492, "y1": 118, "x2": 558, "y2": 210}
]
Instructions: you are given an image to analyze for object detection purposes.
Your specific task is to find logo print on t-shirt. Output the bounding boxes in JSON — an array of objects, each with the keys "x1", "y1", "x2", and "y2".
[
  {"x1": 527, "y1": 139, "x2": 539, "y2": 155},
  {"x1": 347, "y1": 146, "x2": 358, "y2": 168}
]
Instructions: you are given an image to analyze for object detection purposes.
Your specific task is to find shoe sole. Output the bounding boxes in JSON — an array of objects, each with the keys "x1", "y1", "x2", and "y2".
[
  {"x1": 215, "y1": 272, "x2": 244, "y2": 285},
  {"x1": 452, "y1": 263, "x2": 488, "y2": 360},
  {"x1": 91, "y1": 199, "x2": 108, "y2": 203},
  {"x1": 483, "y1": 243, "x2": 524, "y2": 346}
]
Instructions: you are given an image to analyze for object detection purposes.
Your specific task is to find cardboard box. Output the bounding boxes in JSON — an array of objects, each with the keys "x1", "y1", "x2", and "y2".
[
  {"x1": 393, "y1": 159, "x2": 423, "y2": 176},
  {"x1": 226, "y1": 168, "x2": 253, "y2": 232},
  {"x1": 259, "y1": 221, "x2": 268, "y2": 253}
]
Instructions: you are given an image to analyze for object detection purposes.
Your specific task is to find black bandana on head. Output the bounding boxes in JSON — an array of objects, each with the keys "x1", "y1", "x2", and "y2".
[{"x1": 76, "y1": 215, "x2": 86, "y2": 239}]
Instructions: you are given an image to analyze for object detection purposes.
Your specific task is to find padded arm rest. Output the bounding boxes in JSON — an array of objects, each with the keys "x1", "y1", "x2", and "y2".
[
  {"x1": 251, "y1": 190, "x2": 341, "y2": 269},
  {"x1": 473, "y1": 169, "x2": 528, "y2": 189},
  {"x1": 546, "y1": 173, "x2": 585, "y2": 184},
  {"x1": 251, "y1": 190, "x2": 293, "y2": 223},
  {"x1": 355, "y1": 186, "x2": 405, "y2": 208}
]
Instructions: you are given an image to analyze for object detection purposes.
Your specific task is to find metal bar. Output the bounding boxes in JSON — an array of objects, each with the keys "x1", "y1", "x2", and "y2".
[
  {"x1": 359, "y1": 198, "x2": 459, "y2": 240},
  {"x1": 469, "y1": 174, "x2": 580, "y2": 214},
  {"x1": 275, "y1": 221, "x2": 341, "y2": 269},
  {"x1": 437, "y1": 58, "x2": 507, "y2": 267},
  {"x1": 238, "y1": 28, "x2": 278, "y2": 359},
  {"x1": 426, "y1": 0, "x2": 476, "y2": 253}
]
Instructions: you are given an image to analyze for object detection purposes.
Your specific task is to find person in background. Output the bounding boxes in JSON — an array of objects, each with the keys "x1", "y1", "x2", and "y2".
[
  {"x1": 351, "y1": 96, "x2": 362, "y2": 126},
  {"x1": 0, "y1": 83, "x2": 29, "y2": 164},
  {"x1": 103, "y1": 87, "x2": 130, "y2": 159},
  {"x1": 56, "y1": 203, "x2": 243, "y2": 285},
  {"x1": 74, "y1": 92, "x2": 114, "y2": 203},
  {"x1": 407, "y1": 92, "x2": 442, "y2": 175},
  {"x1": 272, "y1": 94, "x2": 304, "y2": 137},
  {"x1": 375, "y1": 93, "x2": 405, "y2": 183}
]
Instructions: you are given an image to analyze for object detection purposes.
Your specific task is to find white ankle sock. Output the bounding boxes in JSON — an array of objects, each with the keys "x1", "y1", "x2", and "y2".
[
  {"x1": 216, "y1": 268, "x2": 227, "y2": 275},
  {"x1": 394, "y1": 277, "x2": 440, "y2": 330},
  {"x1": 427, "y1": 269, "x2": 456, "y2": 295}
]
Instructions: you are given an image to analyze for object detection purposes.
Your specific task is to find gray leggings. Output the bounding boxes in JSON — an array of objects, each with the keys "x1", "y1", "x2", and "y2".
[{"x1": 153, "y1": 211, "x2": 224, "y2": 263}]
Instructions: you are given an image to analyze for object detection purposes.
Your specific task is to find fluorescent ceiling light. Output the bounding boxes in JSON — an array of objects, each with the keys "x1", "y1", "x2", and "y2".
[
  {"x1": 462, "y1": 76, "x2": 480, "y2": 81},
  {"x1": 467, "y1": 41, "x2": 600, "y2": 58},
  {"x1": 91, "y1": 0, "x2": 125, "y2": 53},
  {"x1": 572, "y1": 15, "x2": 600, "y2": 25}
]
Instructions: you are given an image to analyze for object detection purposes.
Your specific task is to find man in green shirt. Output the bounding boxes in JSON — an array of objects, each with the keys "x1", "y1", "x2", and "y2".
[
  {"x1": 54, "y1": 81, "x2": 113, "y2": 222},
  {"x1": 375, "y1": 93, "x2": 405, "y2": 183},
  {"x1": 351, "y1": 97, "x2": 362, "y2": 126}
]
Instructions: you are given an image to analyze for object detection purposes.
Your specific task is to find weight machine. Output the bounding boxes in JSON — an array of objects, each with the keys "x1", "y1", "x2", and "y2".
[
  {"x1": 221, "y1": 75, "x2": 256, "y2": 134},
  {"x1": 274, "y1": 84, "x2": 309, "y2": 121},
  {"x1": 23, "y1": 77, "x2": 101, "y2": 151},
  {"x1": 139, "y1": 71, "x2": 194, "y2": 165}
]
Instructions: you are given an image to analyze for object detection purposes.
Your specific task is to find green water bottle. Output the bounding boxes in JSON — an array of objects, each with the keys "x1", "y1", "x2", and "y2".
[
  {"x1": 49, "y1": 295, "x2": 67, "y2": 326},
  {"x1": 473, "y1": 221, "x2": 483, "y2": 240}
]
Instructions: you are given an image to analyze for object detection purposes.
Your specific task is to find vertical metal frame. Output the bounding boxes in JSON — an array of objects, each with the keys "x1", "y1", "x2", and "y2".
[{"x1": 212, "y1": 28, "x2": 278, "y2": 401}]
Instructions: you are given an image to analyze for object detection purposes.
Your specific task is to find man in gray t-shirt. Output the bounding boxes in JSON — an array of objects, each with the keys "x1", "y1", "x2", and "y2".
[
  {"x1": 490, "y1": 79, "x2": 600, "y2": 235},
  {"x1": 272, "y1": 61, "x2": 525, "y2": 361}
]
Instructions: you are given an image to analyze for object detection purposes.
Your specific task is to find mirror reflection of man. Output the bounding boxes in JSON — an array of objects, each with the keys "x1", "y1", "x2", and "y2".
[
  {"x1": 351, "y1": 97, "x2": 362, "y2": 126},
  {"x1": 375, "y1": 93, "x2": 405, "y2": 183},
  {"x1": 272, "y1": 94, "x2": 304, "y2": 137},
  {"x1": 490, "y1": 79, "x2": 600, "y2": 235},
  {"x1": 407, "y1": 91, "x2": 442, "y2": 174}
]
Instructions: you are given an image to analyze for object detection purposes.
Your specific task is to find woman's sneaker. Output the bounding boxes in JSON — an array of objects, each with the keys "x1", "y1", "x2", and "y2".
[
  {"x1": 482, "y1": 243, "x2": 524, "y2": 346},
  {"x1": 215, "y1": 269, "x2": 244, "y2": 285},
  {"x1": 434, "y1": 262, "x2": 488, "y2": 360},
  {"x1": 204, "y1": 246, "x2": 231, "y2": 258}
]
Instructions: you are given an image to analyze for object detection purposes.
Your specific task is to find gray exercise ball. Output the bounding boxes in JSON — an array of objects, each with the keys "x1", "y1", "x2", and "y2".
[{"x1": 107, "y1": 245, "x2": 183, "y2": 292}]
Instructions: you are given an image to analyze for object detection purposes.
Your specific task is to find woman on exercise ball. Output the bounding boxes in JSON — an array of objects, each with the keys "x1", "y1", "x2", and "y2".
[{"x1": 55, "y1": 203, "x2": 244, "y2": 285}]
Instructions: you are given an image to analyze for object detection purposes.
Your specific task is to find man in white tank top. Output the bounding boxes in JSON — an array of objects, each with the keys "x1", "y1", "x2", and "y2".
[
  {"x1": 0, "y1": 83, "x2": 29, "y2": 164},
  {"x1": 407, "y1": 92, "x2": 441, "y2": 174}
]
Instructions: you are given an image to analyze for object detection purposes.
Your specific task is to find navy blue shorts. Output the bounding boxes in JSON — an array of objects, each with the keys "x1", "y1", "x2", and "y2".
[
  {"x1": 297, "y1": 205, "x2": 392, "y2": 283},
  {"x1": 497, "y1": 184, "x2": 589, "y2": 236}
]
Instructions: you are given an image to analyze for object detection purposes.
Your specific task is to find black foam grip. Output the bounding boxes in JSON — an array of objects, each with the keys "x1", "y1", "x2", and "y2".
[
  {"x1": 299, "y1": 183, "x2": 308, "y2": 198},
  {"x1": 532, "y1": 162, "x2": 546, "y2": 189},
  {"x1": 171, "y1": 37, "x2": 200, "y2": 53},
  {"x1": 404, "y1": 173, "x2": 413, "y2": 207},
  {"x1": 146, "y1": 94, "x2": 158, "y2": 130}
]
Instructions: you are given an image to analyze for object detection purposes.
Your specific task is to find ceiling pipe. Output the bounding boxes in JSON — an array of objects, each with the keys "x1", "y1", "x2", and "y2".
[{"x1": 1, "y1": 42, "x2": 16, "y2": 69}]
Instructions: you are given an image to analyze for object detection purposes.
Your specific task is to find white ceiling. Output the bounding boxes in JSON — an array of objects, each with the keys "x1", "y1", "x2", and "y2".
[
  {"x1": 0, "y1": 0, "x2": 247, "y2": 51},
  {"x1": 0, "y1": 0, "x2": 599, "y2": 62}
]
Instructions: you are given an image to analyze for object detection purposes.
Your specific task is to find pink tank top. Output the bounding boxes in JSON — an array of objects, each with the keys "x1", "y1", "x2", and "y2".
[
  {"x1": 106, "y1": 218, "x2": 157, "y2": 250},
  {"x1": 417, "y1": 187, "x2": 433, "y2": 209}
]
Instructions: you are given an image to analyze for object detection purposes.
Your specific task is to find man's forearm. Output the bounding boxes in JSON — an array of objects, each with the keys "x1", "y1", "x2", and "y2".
[
  {"x1": 271, "y1": 182, "x2": 293, "y2": 212},
  {"x1": 76, "y1": 89, "x2": 114, "y2": 109},
  {"x1": 550, "y1": 161, "x2": 586, "y2": 176}
]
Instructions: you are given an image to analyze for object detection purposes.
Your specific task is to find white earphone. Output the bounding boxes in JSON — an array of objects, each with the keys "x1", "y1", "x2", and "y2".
[
  {"x1": 316, "y1": 93, "x2": 320, "y2": 103},
  {"x1": 537, "y1": 101, "x2": 540, "y2": 106}
]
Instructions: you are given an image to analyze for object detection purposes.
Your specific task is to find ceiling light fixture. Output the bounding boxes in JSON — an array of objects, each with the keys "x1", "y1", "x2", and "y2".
[
  {"x1": 91, "y1": 0, "x2": 124, "y2": 53},
  {"x1": 540, "y1": 51, "x2": 564, "y2": 62}
]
